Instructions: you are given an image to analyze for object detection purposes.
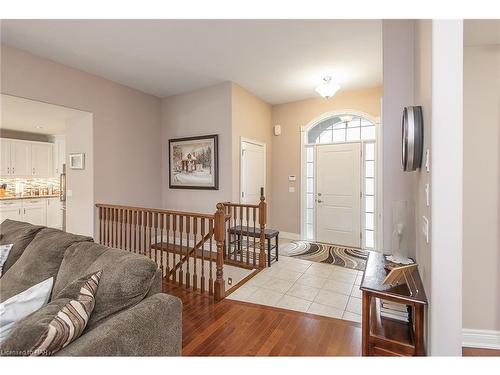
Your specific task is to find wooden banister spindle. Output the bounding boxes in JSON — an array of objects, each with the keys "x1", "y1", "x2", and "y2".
[
  {"x1": 214, "y1": 203, "x2": 226, "y2": 301},
  {"x1": 252, "y1": 207, "x2": 257, "y2": 267},
  {"x1": 153, "y1": 212, "x2": 158, "y2": 265},
  {"x1": 258, "y1": 195, "x2": 267, "y2": 269},
  {"x1": 193, "y1": 217, "x2": 198, "y2": 291},
  {"x1": 209, "y1": 218, "x2": 214, "y2": 296},
  {"x1": 179, "y1": 216, "x2": 184, "y2": 286},
  {"x1": 166, "y1": 213, "x2": 170, "y2": 277},
  {"x1": 185, "y1": 216, "x2": 191, "y2": 289},
  {"x1": 239, "y1": 206, "x2": 243, "y2": 263},
  {"x1": 246, "y1": 206, "x2": 250, "y2": 265},
  {"x1": 200, "y1": 217, "x2": 206, "y2": 293},
  {"x1": 159, "y1": 213, "x2": 164, "y2": 276},
  {"x1": 172, "y1": 214, "x2": 177, "y2": 283},
  {"x1": 132, "y1": 210, "x2": 137, "y2": 253}
]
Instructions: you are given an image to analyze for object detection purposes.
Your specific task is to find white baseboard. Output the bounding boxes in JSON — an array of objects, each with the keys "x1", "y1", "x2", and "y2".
[
  {"x1": 463, "y1": 329, "x2": 500, "y2": 349},
  {"x1": 279, "y1": 231, "x2": 301, "y2": 241}
]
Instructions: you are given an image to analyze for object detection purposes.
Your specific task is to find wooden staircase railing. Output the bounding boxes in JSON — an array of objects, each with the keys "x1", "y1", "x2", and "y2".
[
  {"x1": 95, "y1": 203, "x2": 226, "y2": 301},
  {"x1": 222, "y1": 195, "x2": 267, "y2": 269}
]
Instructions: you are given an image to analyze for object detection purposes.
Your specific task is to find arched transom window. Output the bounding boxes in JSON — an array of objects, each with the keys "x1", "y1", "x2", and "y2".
[{"x1": 307, "y1": 114, "x2": 376, "y2": 144}]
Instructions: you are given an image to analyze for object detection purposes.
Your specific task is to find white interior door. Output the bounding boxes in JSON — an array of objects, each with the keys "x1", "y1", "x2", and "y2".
[
  {"x1": 316, "y1": 143, "x2": 361, "y2": 247},
  {"x1": 240, "y1": 140, "x2": 265, "y2": 204}
]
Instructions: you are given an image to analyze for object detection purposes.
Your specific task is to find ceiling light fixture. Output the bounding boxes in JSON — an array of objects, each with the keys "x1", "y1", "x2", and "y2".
[{"x1": 315, "y1": 76, "x2": 340, "y2": 99}]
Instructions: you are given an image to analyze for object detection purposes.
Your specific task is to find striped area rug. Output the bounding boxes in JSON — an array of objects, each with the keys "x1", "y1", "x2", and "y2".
[{"x1": 280, "y1": 241, "x2": 369, "y2": 271}]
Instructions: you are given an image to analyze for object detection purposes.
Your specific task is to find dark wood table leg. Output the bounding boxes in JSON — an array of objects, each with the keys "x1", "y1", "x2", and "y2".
[
  {"x1": 414, "y1": 304, "x2": 425, "y2": 356},
  {"x1": 267, "y1": 237, "x2": 271, "y2": 267},
  {"x1": 276, "y1": 235, "x2": 279, "y2": 262},
  {"x1": 362, "y1": 290, "x2": 370, "y2": 356}
]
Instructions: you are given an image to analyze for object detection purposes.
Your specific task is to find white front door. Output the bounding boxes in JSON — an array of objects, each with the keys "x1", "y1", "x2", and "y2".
[
  {"x1": 240, "y1": 140, "x2": 266, "y2": 204},
  {"x1": 316, "y1": 143, "x2": 361, "y2": 247}
]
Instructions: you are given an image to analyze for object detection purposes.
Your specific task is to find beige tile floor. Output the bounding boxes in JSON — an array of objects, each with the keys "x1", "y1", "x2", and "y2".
[{"x1": 227, "y1": 239, "x2": 364, "y2": 323}]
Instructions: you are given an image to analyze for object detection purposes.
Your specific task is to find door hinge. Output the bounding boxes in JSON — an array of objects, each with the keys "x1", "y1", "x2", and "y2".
[
  {"x1": 241, "y1": 192, "x2": 244, "y2": 198},
  {"x1": 360, "y1": 231, "x2": 363, "y2": 240}
]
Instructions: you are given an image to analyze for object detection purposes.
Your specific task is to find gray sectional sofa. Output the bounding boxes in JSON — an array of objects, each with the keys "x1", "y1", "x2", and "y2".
[{"x1": 0, "y1": 219, "x2": 182, "y2": 356}]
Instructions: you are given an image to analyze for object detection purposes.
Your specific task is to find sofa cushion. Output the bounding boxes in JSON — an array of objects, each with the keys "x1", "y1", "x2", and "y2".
[
  {"x1": 52, "y1": 242, "x2": 158, "y2": 330},
  {"x1": 0, "y1": 228, "x2": 92, "y2": 303},
  {"x1": 0, "y1": 220, "x2": 44, "y2": 275},
  {"x1": 0, "y1": 271, "x2": 102, "y2": 356}
]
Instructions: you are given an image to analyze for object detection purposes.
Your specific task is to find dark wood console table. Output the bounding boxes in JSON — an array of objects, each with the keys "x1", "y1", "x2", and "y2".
[{"x1": 360, "y1": 252, "x2": 428, "y2": 356}]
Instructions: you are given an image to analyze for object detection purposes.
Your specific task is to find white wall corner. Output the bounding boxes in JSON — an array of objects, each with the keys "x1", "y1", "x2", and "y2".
[
  {"x1": 429, "y1": 19, "x2": 464, "y2": 356},
  {"x1": 462, "y1": 329, "x2": 500, "y2": 350}
]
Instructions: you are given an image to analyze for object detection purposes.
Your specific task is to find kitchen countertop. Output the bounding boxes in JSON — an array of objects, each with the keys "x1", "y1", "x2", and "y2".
[{"x1": 0, "y1": 194, "x2": 60, "y2": 201}]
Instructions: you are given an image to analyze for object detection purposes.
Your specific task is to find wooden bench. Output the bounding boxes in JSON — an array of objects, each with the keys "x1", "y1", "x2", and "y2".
[{"x1": 227, "y1": 225, "x2": 279, "y2": 267}]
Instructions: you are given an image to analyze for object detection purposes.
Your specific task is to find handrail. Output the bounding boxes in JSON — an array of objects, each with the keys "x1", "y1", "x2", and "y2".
[
  {"x1": 96, "y1": 202, "x2": 226, "y2": 301},
  {"x1": 95, "y1": 203, "x2": 215, "y2": 220}
]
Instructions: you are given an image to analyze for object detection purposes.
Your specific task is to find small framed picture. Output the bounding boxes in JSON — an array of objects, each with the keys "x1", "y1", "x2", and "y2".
[
  {"x1": 169, "y1": 134, "x2": 219, "y2": 190},
  {"x1": 69, "y1": 153, "x2": 85, "y2": 170}
]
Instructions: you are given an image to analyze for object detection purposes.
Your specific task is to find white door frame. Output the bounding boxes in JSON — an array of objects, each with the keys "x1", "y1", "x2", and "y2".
[
  {"x1": 300, "y1": 110, "x2": 383, "y2": 250},
  {"x1": 240, "y1": 137, "x2": 266, "y2": 203}
]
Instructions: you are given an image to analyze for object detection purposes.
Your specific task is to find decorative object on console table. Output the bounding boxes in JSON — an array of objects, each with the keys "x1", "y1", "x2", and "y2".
[
  {"x1": 168, "y1": 134, "x2": 219, "y2": 190},
  {"x1": 69, "y1": 153, "x2": 85, "y2": 170},
  {"x1": 361, "y1": 252, "x2": 427, "y2": 356}
]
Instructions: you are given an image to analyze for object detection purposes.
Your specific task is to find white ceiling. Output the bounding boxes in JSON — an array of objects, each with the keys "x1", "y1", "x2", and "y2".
[
  {"x1": 1, "y1": 94, "x2": 89, "y2": 135},
  {"x1": 0, "y1": 20, "x2": 382, "y2": 104}
]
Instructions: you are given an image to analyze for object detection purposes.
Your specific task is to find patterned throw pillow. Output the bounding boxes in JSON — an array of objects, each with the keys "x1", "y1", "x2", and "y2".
[{"x1": 0, "y1": 270, "x2": 102, "y2": 356}]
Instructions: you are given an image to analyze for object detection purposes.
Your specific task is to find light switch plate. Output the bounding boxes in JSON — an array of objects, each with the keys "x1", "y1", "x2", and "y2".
[
  {"x1": 288, "y1": 175, "x2": 296, "y2": 181},
  {"x1": 289, "y1": 187, "x2": 295, "y2": 193},
  {"x1": 425, "y1": 183, "x2": 430, "y2": 207},
  {"x1": 422, "y1": 216, "x2": 429, "y2": 243}
]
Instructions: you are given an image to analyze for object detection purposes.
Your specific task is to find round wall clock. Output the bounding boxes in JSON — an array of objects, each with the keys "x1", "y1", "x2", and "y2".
[{"x1": 402, "y1": 105, "x2": 423, "y2": 171}]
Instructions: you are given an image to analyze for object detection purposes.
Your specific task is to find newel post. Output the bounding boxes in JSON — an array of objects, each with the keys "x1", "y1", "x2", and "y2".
[
  {"x1": 258, "y1": 195, "x2": 267, "y2": 269},
  {"x1": 214, "y1": 203, "x2": 226, "y2": 301}
]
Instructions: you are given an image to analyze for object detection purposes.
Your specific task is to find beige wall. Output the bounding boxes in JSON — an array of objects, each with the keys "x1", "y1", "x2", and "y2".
[
  {"x1": 231, "y1": 83, "x2": 272, "y2": 211},
  {"x1": 463, "y1": 44, "x2": 500, "y2": 332},
  {"x1": 271, "y1": 87, "x2": 382, "y2": 234},
  {"x1": 161, "y1": 82, "x2": 233, "y2": 214},
  {"x1": 382, "y1": 20, "x2": 417, "y2": 256},
  {"x1": 0, "y1": 45, "x2": 163, "y2": 223},
  {"x1": 413, "y1": 19, "x2": 433, "y2": 304}
]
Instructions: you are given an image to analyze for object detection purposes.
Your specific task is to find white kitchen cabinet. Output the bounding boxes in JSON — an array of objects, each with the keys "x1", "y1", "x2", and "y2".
[
  {"x1": 1, "y1": 138, "x2": 54, "y2": 177},
  {"x1": 1, "y1": 139, "x2": 32, "y2": 176},
  {"x1": 0, "y1": 199, "x2": 48, "y2": 226},
  {"x1": 31, "y1": 143, "x2": 53, "y2": 177},
  {"x1": 53, "y1": 136, "x2": 66, "y2": 176},
  {"x1": 0, "y1": 201, "x2": 23, "y2": 222},
  {"x1": 22, "y1": 199, "x2": 47, "y2": 226},
  {"x1": 46, "y1": 198, "x2": 63, "y2": 229},
  {"x1": 0, "y1": 139, "x2": 11, "y2": 175}
]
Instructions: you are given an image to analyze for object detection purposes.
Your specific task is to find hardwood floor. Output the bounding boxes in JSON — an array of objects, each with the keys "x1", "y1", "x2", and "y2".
[
  {"x1": 163, "y1": 282, "x2": 362, "y2": 356},
  {"x1": 163, "y1": 281, "x2": 500, "y2": 357},
  {"x1": 462, "y1": 347, "x2": 500, "y2": 356}
]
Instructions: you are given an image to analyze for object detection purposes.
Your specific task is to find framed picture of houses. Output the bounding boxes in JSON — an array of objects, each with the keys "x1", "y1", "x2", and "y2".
[{"x1": 168, "y1": 134, "x2": 219, "y2": 190}]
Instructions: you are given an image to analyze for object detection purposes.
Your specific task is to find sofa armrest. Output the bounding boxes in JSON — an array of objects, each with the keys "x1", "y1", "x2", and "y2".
[{"x1": 55, "y1": 293, "x2": 182, "y2": 356}]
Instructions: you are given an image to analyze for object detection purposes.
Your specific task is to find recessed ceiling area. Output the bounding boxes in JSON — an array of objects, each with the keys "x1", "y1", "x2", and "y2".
[
  {"x1": 0, "y1": 20, "x2": 382, "y2": 104},
  {"x1": 1, "y1": 94, "x2": 90, "y2": 135}
]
